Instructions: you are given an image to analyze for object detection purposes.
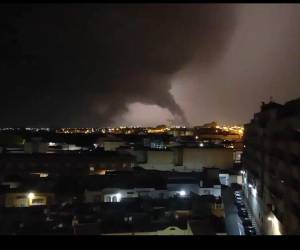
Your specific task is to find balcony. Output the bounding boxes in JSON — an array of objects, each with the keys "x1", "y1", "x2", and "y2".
[
  {"x1": 289, "y1": 153, "x2": 300, "y2": 167},
  {"x1": 243, "y1": 155, "x2": 262, "y2": 168},
  {"x1": 289, "y1": 202, "x2": 300, "y2": 221},
  {"x1": 288, "y1": 141, "x2": 300, "y2": 155},
  {"x1": 268, "y1": 184, "x2": 283, "y2": 201},
  {"x1": 272, "y1": 150, "x2": 286, "y2": 161},
  {"x1": 287, "y1": 168, "x2": 297, "y2": 181},
  {"x1": 286, "y1": 185, "x2": 299, "y2": 203},
  {"x1": 286, "y1": 177, "x2": 299, "y2": 191},
  {"x1": 249, "y1": 168, "x2": 260, "y2": 179},
  {"x1": 268, "y1": 166, "x2": 277, "y2": 178},
  {"x1": 288, "y1": 129, "x2": 300, "y2": 142}
]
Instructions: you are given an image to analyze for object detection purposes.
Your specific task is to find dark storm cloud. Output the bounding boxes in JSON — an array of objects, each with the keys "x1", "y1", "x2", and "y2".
[
  {"x1": 171, "y1": 4, "x2": 300, "y2": 126},
  {"x1": 0, "y1": 4, "x2": 237, "y2": 127}
]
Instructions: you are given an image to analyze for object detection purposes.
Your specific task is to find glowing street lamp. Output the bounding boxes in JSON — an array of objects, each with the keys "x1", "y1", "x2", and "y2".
[
  {"x1": 179, "y1": 190, "x2": 186, "y2": 197},
  {"x1": 27, "y1": 192, "x2": 35, "y2": 206},
  {"x1": 27, "y1": 192, "x2": 35, "y2": 200}
]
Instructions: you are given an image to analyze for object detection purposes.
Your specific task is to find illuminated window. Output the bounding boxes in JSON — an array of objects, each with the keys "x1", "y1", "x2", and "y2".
[{"x1": 40, "y1": 173, "x2": 48, "y2": 178}]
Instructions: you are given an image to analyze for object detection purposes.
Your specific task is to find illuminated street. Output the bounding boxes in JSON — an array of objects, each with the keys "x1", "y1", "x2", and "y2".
[{"x1": 222, "y1": 187, "x2": 244, "y2": 235}]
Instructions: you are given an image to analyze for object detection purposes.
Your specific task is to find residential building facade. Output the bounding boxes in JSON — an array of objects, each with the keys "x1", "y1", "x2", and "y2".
[{"x1": 242, "y1": 99, "x2": 300, "y2": 235}]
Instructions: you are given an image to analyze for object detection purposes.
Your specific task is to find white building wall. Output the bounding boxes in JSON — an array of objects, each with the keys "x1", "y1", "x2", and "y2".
[
  {"x1": 229, "y1": 175, "x2": 243, "y2": 185},
  {"x1": 104, "y1": 141, "x2": 125, "y2": 151},
  {"x1": 182, "y1": 148, "x2": 233, "y2": 171},
  {"x1": 140, "y1": 150, "x2": 175, "y2": 171},
  {"x1": 84, "y1": 184, "x2": 221, "y2": 203},
  {"x1": 219, "y1": 174, "x2": 230, "y2": 186},
  {"x1": 167, "y1": 183, "x2": 200, "y2": 196},
  {"x1": 84, "y1": 188, "x2": 170, "y2": 203},
  {"x1": 199, "y1": 186, "x2": 221, "y2": 198}
]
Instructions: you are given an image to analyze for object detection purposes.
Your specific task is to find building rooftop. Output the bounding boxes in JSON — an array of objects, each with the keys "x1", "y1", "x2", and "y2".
[
  {"x1": 0, "y1": 151, "x2": 135, "y2": 161},
  {"x1": 84, "y1": 173, "x2": 166, "y2": 191},
  {"x1": 167, "y1": 177, "x2": 200, "y2": 185},
  {"x1": 261, "y1": 101, "x2": 283, "y2": 112}
]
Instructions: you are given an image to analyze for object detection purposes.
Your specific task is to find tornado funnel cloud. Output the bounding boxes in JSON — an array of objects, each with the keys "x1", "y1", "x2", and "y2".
[{"x1": 0, "y1": 5, "x2": 238, "y2": 126}]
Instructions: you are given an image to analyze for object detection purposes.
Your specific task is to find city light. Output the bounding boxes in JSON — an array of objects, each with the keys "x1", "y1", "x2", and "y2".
[
  {"x1": 27, "y1": 192, "x2": 35, "y2": 200},
  {"x1": 247, "y1": 182, "x2": 257, "y2": 197},
  {"x1": 179, "y1": 190, "x2": 186, "y2": 197},
  {"x1": 215, "y1": 124, "x2": 244, "y2": 137},
  {"x1": 50, "y1": 124, "x2": 244, "y2": 138},
  {"x1": 243, "y1": 172, "x2": 248, "y2": 184},
  {"x1": 115, "y1": 193, "x2": 122, "y2": 202},
  {"x1": 199, "y1": 143, "x2": 204, "y2": 147},
  {"x1": 267, "y1": 215, "x2": 282, "y2": 235}
]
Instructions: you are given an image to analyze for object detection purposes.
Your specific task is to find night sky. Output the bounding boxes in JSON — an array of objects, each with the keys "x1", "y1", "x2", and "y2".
[{"x1": 0, "y1": 4, "x2": 300, "y2": 127}]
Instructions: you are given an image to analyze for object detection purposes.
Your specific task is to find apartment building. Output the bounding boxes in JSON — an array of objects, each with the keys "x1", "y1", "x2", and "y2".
[{"x1": 242, "y1": 98, "x2": 300, "y2": 235}]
